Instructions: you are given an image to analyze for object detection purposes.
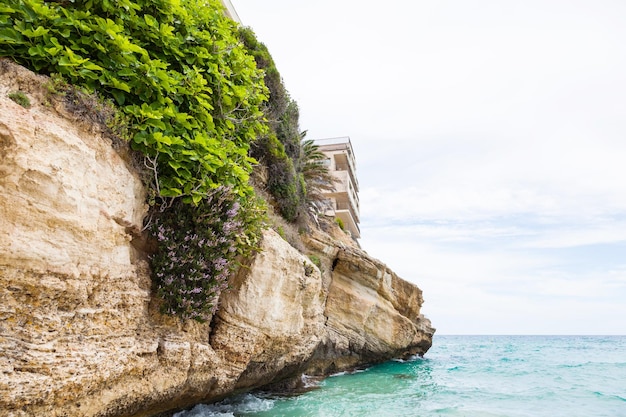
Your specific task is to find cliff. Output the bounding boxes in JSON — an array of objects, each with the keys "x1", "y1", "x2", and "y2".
[{"x1": 0, "y1": 60, "x2": 434, "y2": 416}]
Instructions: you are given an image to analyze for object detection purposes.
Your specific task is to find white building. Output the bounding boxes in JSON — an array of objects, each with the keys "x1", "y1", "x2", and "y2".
[
  {"x1": 220, "y1": 0, "x2": 241, "y2": 24},
  {"x1": 314, "y1": 137, "x2": 360, "y2": 239}
]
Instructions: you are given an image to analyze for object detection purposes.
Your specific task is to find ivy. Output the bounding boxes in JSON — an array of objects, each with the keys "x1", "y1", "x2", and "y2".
[{"x1": 0, "y1": 0, "x2": 268, "y2": 202}]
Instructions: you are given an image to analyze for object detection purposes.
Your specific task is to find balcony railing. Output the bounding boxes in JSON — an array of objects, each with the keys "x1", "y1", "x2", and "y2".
[
  {"x1": 334, "y1": 203, "x2": 361, "y2": 236},
  {"x1": 314, "y1": 136, "x2": 352, "y2": 147},
  {"x1": 316, "y1": 138, "x2": 356, "y2": 167},
  {"x1": 335, "y1": 163, "x2": 359, "y2": 194},
  {"x1": 332, "y1": 172, "x2": 359, "y2": 213},
  {"x1": 336, "y1": 200, "x2": 360, "y2": 223}
]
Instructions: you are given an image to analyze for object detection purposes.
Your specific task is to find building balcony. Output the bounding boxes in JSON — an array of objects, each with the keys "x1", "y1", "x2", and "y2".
[
  {"x1": 315, "y1": 136, "x2": 361, "y2": 240},
  {"x1": 330, "y1": 170, "x2": 360, "y2": 218},
  {"x1": 315, "y1": 138, "x2": 357, "y2": 184},
  {"x1": 328, "y1": 200, "x2": 361, "y2": 239}
]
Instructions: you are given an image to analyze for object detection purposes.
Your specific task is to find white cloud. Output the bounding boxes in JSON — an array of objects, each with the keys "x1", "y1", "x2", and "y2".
[
  {"x1": 357, "y1": 132, "x2": 626, "y2": 220},
  {"x1": 359, "y1": 222, "x2": 626, "y2": 334},
  {"x1": 520, "y1": 224, "x2": 626, "y2": 249}
]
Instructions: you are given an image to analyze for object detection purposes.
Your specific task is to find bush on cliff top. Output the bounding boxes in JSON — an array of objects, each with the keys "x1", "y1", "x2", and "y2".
[
  {"x1": 0, "y1": 0, "x2": 267, "y2": 203},
  {"x1": 238, "y1": 27, "x2": 306, "y2": 222},
  {"x1": 0, "y1": 0, "x2": 268, "y2": 320}
]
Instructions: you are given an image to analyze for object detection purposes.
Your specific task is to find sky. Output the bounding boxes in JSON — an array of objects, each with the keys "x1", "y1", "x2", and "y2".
[{"x1": 233, "y1": 0, "x2": 626, "y2": 335}]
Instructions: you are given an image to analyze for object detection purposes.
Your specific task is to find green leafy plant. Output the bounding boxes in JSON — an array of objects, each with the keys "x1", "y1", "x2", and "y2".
[
  {"x1": 8, "y1": 90, "x2": 30, "y2": 108},
  {"x1": 239, "y1": 29, "x2": 337, "y2": 224},
  {"x1": 253, "y1": 133, "x2": 303, "y2": 221},
  {"x1": 299, "y1": 133, "x2": 336, "y2": 214},
  {"x1": 43, "y1": 73, "x2": 66, "y2": 97},
  {"x1": 239, "y1": 28, "x2": 305, "y2": 221},
  {"x1": 335, "y1": 217, "x2": 345, "y2": 231},
  {"x1": 0, "y1": 0, "x2": 268, "y2": 204},
  {"x1": 308, "y1": 254, "x2": 321, "y2": 270}
]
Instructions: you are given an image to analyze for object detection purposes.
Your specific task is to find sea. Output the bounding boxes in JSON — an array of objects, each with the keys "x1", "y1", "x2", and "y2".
[{"x1": 173, "y1": 335, "x2": 626, "y2": 417}]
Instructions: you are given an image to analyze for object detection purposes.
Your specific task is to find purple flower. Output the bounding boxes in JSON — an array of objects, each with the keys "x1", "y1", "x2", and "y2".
[{"x1": 226, "y1": 202, "x2": 239, "y2": 218}]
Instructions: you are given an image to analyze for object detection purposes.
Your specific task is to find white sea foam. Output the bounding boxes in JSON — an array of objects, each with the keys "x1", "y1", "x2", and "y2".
[
  {"x1": 173, "y1": 393, "x2": 274, "y2": 417},
  {"x1": 300, "y1": 373, "x2": 319, "y2": 388},
  {"x1": 329, "y1": 368, "x2": 367, "y2": 378}
]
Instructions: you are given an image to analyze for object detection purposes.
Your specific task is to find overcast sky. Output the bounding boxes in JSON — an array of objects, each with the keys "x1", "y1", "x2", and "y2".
[{"x1": 233, "y1": 0, "x2": 626, "y2": 335}]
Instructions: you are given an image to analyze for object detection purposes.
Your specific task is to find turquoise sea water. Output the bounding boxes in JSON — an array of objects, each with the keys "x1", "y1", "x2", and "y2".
[{"x1": 174, "y1": 335, "x2": 626, "y2": 417}]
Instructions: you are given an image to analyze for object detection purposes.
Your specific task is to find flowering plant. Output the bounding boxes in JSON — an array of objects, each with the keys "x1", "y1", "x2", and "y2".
[{"x1": 150, "y1": 186, "x2": 262, "y2": 321}]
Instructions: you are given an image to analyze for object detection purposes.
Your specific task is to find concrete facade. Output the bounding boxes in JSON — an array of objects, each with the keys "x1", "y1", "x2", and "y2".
[
  {"x1": 220, "y1": 0, "x2": 242, "y2": 24},
  {"x1": 314, "y1": 137, "x2": 361, "y2": 239}
]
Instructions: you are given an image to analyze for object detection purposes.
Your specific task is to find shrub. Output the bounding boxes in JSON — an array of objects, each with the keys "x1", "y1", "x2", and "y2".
[
  {"x1": 239, "y1": 28, "x2": 305, "y2": 221},
  {"x1": 335, "y1": 217, "x2": 345, "y2": 231},
  {"x1": 239, "y1": 30, "x2": 334, "y2": 223},
  {"x1": 308, "y1": 254, "x2": 321, "y2": 270},
  {"x1": 276, "y1": 100, "x2": 302, "y2": 161},
  {"x1": 251, "y1": 133, "x2": 303, "y2": 221},
  {"x1": 0, "y1": 0, "x2": 268, "y2": 204},
  {"x1": 150, "y1": 186, "x2": 264, "y2": 322},
  {"x1": 8, "y1": 90, "x2": 30, "y2": 108}
]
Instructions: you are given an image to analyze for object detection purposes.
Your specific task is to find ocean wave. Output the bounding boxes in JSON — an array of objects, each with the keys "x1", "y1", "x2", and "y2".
[
  {"x1": 397, "y1": 354, "x2": 430, "y2": 363},
  {"x1": 300, "y1": 374, "x2": 322, "y2": 389},
  {"x1": 592, "y1": 391, "x2": 626, "y2": 402},
  {"x1": 329, "y1": 368, "x2": 367, "y2": 378},
  {"x1": 173, "y1": 393, "x2": 274, "y2": 417}
]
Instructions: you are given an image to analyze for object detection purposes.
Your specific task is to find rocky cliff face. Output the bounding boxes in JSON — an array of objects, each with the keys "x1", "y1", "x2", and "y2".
[
  {"x1": 302, "y1": 231, "x2": 435, "y2": 375},
  {"x1": 0, "y1": 60, "x2": 434, "y2": 417}
]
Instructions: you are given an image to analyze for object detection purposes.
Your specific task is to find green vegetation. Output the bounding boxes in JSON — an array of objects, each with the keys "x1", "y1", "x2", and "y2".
[
  {"x1": 1, "y1": 0, "x2": 267, "y2": 204},
  {"x1": 299, "y1": 135, "x2": 335, "y2": 213},
  {"x1": 7, "y1": 90, "x2": 30, "y2": 108},
  {"x1": 150, "y1": 187, "x2": 265, "y2": 321},
  {"x1": 0, "y1": 0, "x2": 267, "y2": 321},
  {"x1": 308, "y1": 254, "x2": 321, "y2": 270},
  {"x1": 238, "y1": 28, "x2": 335, "y2": 223},
  {"x1": 275, "y1": 225, "x2": 286, "y2": 240},
  {"x1": 238, "y1": 27, "x2": 304, "y2": 222}
]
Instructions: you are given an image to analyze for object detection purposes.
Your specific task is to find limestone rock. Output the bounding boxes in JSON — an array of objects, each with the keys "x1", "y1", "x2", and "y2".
[
  {"x1": 0, "y1": 60, "x2": 433, "y2": 417},
  {"x1": 302, "y1": 231, "x2": 435, "y2": 374}
]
